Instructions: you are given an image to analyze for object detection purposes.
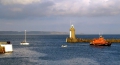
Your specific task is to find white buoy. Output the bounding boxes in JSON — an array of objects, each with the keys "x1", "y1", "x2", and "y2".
[{"x1": 61, "y1": 45, "x2": 67, "y2": 47}]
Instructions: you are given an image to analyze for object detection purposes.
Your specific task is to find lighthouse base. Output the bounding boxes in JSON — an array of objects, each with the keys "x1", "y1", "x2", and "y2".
[{"x1": 66, "y1": 38, "x2": 78, "y2": 43}]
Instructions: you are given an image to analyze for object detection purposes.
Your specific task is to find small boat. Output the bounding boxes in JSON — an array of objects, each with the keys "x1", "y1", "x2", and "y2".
[
  {"x1": 61, "y1": 45, "x2": 67, "y2": 47},
  {"x1": 20, "y1": 30, "x2": 29, "y2": 45},
  {"x1": 90, "y1": 35, "x2": 111, "y2": 46}
]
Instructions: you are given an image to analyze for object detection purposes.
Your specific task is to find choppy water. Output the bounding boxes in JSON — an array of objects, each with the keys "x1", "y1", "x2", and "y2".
[{"x1": 0, "y1": 35, "x2": 120, "y2": 65}]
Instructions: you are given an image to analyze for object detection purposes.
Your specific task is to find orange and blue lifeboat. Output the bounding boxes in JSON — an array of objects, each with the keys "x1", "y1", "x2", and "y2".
[{"x1": 90, "y1": 36, "x2": 111, "y2": 46}]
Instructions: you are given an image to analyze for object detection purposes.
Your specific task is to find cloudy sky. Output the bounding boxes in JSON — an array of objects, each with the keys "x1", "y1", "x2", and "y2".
[{"x1": 0, "y1": 0, "x2": 120, "y2": 34}]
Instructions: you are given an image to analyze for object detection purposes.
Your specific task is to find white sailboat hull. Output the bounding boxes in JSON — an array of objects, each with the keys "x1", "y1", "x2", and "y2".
[{"x1": 20, "y1": 42, "x2": 29, "y2": 45}]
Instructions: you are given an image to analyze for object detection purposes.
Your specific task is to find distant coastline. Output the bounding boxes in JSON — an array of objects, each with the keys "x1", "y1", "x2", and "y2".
[
  {"x1": 0, "y1": 31, "x2": 120, "y2": 35},
  {"x1": 0, "y1": 31, "x2": 69, "y2": 35}
]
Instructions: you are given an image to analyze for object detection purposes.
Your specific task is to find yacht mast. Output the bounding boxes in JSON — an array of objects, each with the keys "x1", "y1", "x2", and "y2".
[{"x1": 25, "y1": 30, "x2": 26, "y2": 42}]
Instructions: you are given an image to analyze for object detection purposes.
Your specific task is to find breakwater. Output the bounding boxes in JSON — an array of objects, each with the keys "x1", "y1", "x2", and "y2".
[
  {"x1": 66, "y1": 38, "x2": 120, "y2": 43},
  {"x1": 67, "y1": 24, "x2": 120, "y2": 43}
]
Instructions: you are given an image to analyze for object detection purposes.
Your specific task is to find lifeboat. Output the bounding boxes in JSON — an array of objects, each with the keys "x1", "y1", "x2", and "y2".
[{"x1": 90, "y1": 35, "x2": 111, "y2": 46}]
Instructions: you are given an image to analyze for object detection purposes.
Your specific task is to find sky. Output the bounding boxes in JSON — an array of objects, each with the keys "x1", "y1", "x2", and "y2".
[{"x1": 0, "y1": 0, "x2": 120, "y2": 34}]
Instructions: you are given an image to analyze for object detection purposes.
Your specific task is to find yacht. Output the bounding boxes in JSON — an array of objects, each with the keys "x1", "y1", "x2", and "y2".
[{"x1": 20, "y1": 30, "x2": 29, "y2": 45}]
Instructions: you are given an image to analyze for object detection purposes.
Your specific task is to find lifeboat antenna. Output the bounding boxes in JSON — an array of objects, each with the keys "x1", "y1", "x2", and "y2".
[{"x1": 99, "y1": 32, "x2": 103, "y2": 37}]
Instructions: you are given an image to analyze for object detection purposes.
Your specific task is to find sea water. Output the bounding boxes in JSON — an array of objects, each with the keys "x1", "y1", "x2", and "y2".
[{"x1": 0, "y1": 35, "x2": 120, "y2": 65}]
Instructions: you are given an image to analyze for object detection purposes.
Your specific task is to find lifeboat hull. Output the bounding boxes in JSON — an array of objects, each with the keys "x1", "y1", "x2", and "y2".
[{"x1": 90, "y1": 42, "x2": 111, "y2": 46}]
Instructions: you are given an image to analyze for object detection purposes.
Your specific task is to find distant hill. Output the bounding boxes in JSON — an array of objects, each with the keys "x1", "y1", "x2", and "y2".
[{"x1": 0, "y1": 31, "x2": 69, "y2": 35}]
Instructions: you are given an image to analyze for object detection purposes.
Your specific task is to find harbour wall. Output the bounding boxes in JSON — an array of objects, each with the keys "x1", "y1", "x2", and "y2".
[{"x1": 66, "y1": 37, "x2": 120, "y2": 43}]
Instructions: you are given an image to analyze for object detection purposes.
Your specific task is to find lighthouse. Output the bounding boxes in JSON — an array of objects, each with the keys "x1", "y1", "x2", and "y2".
[
  {"x1": 66, "y1": 24, "x2": 77, "y2": 43},
  {"x1": 69, "y1": 25, "x2": 76, "y2": 39}
]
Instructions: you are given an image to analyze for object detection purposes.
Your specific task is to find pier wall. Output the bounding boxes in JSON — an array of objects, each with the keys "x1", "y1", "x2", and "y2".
[{"x1": 66, "y1": 38, "x2": 120, "y2": 43}]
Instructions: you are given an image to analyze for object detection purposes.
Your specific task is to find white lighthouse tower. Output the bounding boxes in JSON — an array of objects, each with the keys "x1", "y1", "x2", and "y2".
[{"x1": 69, "y1": 25, "x2": 76, "y2": 39}]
